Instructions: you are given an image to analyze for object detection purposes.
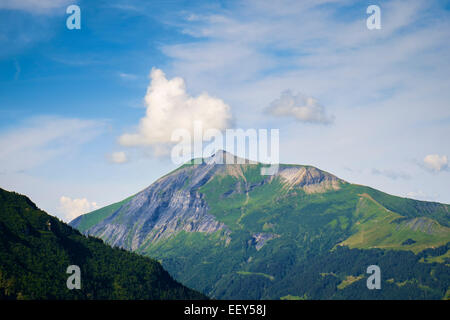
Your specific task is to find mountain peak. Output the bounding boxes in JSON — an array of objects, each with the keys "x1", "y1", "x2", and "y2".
[{"x1": 204, "y1": 149, "x2": 259, "y2": 165}]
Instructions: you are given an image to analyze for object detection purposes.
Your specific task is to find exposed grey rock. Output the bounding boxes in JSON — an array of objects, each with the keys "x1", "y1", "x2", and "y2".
[
  {"x1": 278, "y1": 165, "x2": 344, "y2": 193},
  {"x1": 86, "y1": 159, "x2": 232, "y2": 250},
  {"x1": 400, "y1": 217, "x2": 438, "y2": 235},
  {"x1": 250, "y1": 233, "x2": 280, "y2": 251}
]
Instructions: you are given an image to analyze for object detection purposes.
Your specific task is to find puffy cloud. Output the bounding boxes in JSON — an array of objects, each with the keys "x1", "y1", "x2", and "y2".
[
  {"x1": 267, "y1": 90, "x2": 334, "y2": 124},
  {"x1": 423, "y1": 154, "x2": 448, "y2": 172},
  {"x1": 108, "y1": 151, "x2": 128, "y2": 164},
  {"x1": 59, "y1": 196, "x2": 99, "y2": 222},
  {"x1": 119, "y1": 68, "x2": 232, "y2": 155}
]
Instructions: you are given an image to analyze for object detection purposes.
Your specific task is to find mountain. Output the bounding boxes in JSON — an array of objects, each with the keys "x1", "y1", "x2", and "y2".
[
  {"x1": 71, "y1": 150, "x2": 450, "y2": 299},
  {"x1": 0, "y1": 188, "x2": 206, "y2": 300}
]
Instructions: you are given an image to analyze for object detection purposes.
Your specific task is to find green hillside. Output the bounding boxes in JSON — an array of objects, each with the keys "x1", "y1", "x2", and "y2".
[
  {"x1": 144, "y1": 171, "x2": 450, "y2": 299},
  {"x1": 72, "y1": 155, "x2": 450, "y2": 299},
  {"x1": 0, "y1": 188, "x2": 206, "y2": 300},
  {"x1": 339, "y1": 193, "x2": 450, "y2": 253}
]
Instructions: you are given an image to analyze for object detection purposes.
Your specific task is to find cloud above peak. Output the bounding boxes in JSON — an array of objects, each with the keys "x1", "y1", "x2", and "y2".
[
  {"x1": 119, "y1": 68, "x2": 233, "y2": 155},
  {"x1": 423, "y1": 154, "x2": 448, "y2": 172},
  {"x1": 267, "y1": 90, "x2": 334, "y2": 124}
]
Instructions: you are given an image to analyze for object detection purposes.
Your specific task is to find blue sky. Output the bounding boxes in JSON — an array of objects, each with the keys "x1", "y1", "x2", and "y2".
[{"x1": 0, "y1": 0, "x2": 449, "y2": 221}]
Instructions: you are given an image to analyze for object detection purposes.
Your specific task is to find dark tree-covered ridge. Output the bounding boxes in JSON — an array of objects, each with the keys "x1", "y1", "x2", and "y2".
[{"x1": 0, "y1": 188, "x2": 206, "y2": 300}]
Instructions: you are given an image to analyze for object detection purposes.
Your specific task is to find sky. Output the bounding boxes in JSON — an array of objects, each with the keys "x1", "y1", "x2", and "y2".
[{"x1": 0, "y1": 0, "x2": 449, "y2": 222}]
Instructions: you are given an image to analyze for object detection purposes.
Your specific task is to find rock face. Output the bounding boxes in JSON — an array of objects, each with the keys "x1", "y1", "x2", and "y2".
[
  {"x1": 250, "y1": 233, "x2": 280, "y2": 250},
  {"x1": 86, "y1": 161, "x2": 231, "y2": 250},
  {"x1": 76, "y1": 150, "x2": 344, "y2": 251},
  {"x1": 400, "y1": 217, "x2": 442, "y2": 235},
  {"x1": 278, "y1": 166, "x2": 343, "y2": 193}
]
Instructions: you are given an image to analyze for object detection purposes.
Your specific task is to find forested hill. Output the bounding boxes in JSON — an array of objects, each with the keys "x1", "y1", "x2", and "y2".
[{"x1": 0, "y1": 188, "x2": 206, "y2": 300}]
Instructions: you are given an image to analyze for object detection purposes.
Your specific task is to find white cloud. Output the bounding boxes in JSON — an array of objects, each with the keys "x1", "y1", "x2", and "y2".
[
  {"x1": 423, "y1": 154, "x2": 448, "y2": 172},
  {"x1": 108, "y1": 151, "x2": 128, "y2": 164},
  {"x1": 118, "y1": 72, "x2": 138, "y2": 80},
  {"x1": 372, "y1": 168, "x2": 410, "y2": 180},
  {"x1": 267, "y1": 90, "x2": 334, "y2": 124},
  {"x1": 59, "y1": 196, "x2": 99, "y2": 222},
  {"x1": 108, "y1": 3, "x2": 140, "y2": 12},
  {"x1": 119, "y1": 68, "x2": 233, "y2": 155},
  {"x1": 0, "y1": 116, "x2": 104, "y2": 173},
  {"x1": 0, "y1": 0, "x2": 74, "y2": 13}
]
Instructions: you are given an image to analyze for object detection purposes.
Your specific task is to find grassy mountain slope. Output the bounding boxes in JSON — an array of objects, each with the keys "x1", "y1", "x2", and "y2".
[
  {"x1": 72, "y1": 152, "x2": 450, "y2": 299},
  {"x1": 0, "y1": 188, "x2": 205, "y2": 300},
  {"x1": 339, "y1": 193, "x2": 449, "y2": 253},
  {"x1": 70, "y1": 195, "x2": 134, "y2": 233}
]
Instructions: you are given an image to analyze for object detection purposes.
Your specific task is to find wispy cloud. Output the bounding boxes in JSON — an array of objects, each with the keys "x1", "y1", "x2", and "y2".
[
  {"x1": 161, "y1": 0, "x2": 450, "y2": 124},
  {"x1": 108, "y1": 151, "x2": 128, "y2": 164},
  {"x1": 372, "y1": 168, "x2": 410, "y2": 180},
  {"x1": 107, "y1": 3, "x2": 140, "y2": 12},
  {"x1": 0, "y1": 1, "x2": 79, "y2": 59},
  {"x1": 12, "y1": 59, "x2": 21, "y2": 80},
  {"x1": 0, "y1": 116, "x2": 105, "y2": 173},
  {"x1": 0, "y1": 0, "x2": 75, "y2": 14},
  {"x1": 118, "y1": 72, "x2": 138, "y2": 80}
]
